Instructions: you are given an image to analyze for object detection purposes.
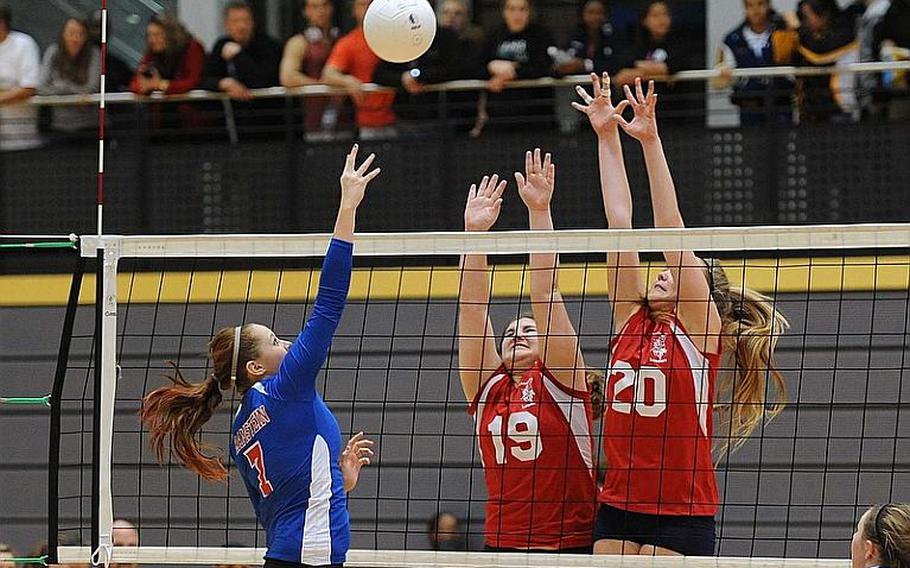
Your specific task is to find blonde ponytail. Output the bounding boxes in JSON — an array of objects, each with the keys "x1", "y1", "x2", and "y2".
[{"x1": 707, "y1": 260, "x2": 789, "y2": 456}]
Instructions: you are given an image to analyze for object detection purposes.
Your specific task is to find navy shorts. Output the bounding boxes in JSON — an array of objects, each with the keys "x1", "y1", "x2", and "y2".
[{"x1": 593, "y1": 504, "x2": 716, "y2": 556}]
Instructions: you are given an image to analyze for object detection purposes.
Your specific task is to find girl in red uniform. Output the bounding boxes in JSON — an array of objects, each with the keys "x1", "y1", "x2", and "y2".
[
  {"x1": 574, "y1": 74, "x2": 789, "y2": 556},
  {"x1": 458, "y1": 151, "x2": 596, "y2": 552}
]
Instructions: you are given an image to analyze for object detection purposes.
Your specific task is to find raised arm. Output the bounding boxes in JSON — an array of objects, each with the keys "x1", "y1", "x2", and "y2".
[
  {"x1": 271, "y1": 145, "x2": 381, "y2": 400},
  {"x1": 458, "y1": 175, "x2": 507, "y2": 401},
  {"x1": 616, "y1": 79, "x2": 719, "y2": 344},
  {"x1": 514, "y1": 149, "x2": 586, "y2": 391},
  {"x1": 573, "y1": 72, "x2": 644, "y2": 331}
]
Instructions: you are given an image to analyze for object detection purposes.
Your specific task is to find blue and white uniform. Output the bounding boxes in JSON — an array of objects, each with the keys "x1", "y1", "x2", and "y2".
[{"x1": 231, "y1": 238, "x2": 353, "y2": 566}]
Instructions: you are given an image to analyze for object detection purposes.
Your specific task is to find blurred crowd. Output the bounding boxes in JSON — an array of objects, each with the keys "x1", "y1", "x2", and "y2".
[{"x1": 0, "y1": 0, "x2": 908, "y2": 149}]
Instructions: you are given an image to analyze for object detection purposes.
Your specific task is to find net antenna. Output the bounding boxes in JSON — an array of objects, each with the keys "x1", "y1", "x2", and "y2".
[{"x1": 96, "y1": 0, "x2": 108, "y2": 238}]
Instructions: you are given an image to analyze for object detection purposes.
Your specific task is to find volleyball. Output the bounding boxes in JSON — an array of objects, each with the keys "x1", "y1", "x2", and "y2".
[{"x1": 363, "y1": 0, "x2": 437, "y2": 63}]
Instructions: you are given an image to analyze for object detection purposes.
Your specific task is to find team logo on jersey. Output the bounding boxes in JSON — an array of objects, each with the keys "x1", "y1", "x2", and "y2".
[
  {"x1": 520, "y1": 381, "x2": 536, "y2": 407},
  {"x1": 649, "y1": 333, "x2": 668, "y2": 364}
]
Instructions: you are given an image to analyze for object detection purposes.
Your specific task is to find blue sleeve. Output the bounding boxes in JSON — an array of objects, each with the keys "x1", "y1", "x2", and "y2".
[{"x1": 266, "y1": 238, "x2": 353, "y2": 401}]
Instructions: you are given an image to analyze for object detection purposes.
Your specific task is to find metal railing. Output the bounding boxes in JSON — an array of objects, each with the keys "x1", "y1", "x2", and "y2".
[{"x1": 28, "y1": 60, "x2": 910, "y2": 106}]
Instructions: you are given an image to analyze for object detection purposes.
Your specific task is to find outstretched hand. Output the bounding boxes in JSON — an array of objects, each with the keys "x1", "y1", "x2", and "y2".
[
  {"x1": 515, "y1": 148, "x2": 555, "y2": 212},
  {"x1": 571, "y1": 72, "x2": 631, "y2": 138},
  {"x1": 613, "y1": 77, "x2": 659, "y2": 142},
  {"x1": 340, "y1": 144, "x2": 381, "y2": 211},
  {"x1": 464, "y1": 174, "x2": 507, "y2": 232},
  {"x1": 341, "y1": 432, "x2": 374, "y2": 492}
]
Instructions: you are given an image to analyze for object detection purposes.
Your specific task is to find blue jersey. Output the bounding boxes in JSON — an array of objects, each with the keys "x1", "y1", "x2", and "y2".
[{"x1": 230, "y1": 238, "x2": 353, "y2": 566}]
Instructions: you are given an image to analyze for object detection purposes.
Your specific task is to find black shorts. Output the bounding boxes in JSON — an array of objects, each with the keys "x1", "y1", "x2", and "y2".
[
  {"x1": 484, "y1": 545, "x2": 594, "y2": 554},
  {"x1": 264, "y1": 558, "x2": 343, "y2": 568},
  {"x1": 593, "y1": 504, "x2": 716, "y2": 556}
]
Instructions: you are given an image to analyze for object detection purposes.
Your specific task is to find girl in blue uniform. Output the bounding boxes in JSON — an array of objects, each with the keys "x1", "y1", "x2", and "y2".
[{"x1": 141, "y1": 145, "x2": 380, "y2": 568}]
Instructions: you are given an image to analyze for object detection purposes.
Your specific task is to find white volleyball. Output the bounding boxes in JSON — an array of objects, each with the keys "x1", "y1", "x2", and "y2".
[{"x1": 363, "y1": 0, "x2": 437, "y2": 63}]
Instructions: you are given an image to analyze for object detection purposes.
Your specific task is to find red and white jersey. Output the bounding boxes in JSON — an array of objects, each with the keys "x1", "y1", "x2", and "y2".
[
  {"x1": 599, "y1": 306, "x2": 720, "y2": 516},
  {"x1": 469, "y1": 361, "x2": 596, "y2": 549}
]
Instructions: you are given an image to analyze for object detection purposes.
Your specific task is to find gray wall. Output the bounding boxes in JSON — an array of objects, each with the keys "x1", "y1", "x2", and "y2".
[{"x1": 1, "y1": 290, "x2": 909, "y2": 559}]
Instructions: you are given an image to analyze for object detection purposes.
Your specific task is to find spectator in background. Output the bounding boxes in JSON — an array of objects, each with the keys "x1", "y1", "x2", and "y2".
[
  {"x1": 323, "y1": 0, "x2": 397, "y2": 140},
  {"x1": 202, "y1": 1, "x2": 283, "y2": 137},
  {"x1": 437, "y1": 0, "x2": 486, "y2": 130},
  {"x1": 40, "y1": 17, "x2": 102, "y2": 136},
  {"x1": 112, "y1": 519, "x2": 139, "y2": 568},
  {"x1": 854, "y1": 0, "x2": 910, "y2": 119},
  {"x1": 0, "y1": 1, "x2": 43, "y2": 152},
  {"x1": 202, "y1": 1, "x2": 282, "y2": 100},
  {"x1": 715, "y1": 0, "x2": 793, "y2": 124},
  {"x1": 90, "y1": 10, "x2": 133, "y2": 92},
  {"x1": 130, "y1": 13, "x2": 206, "y2": 131},
  {"x1": 613, "y1": 1, "x2": 700, "y2": 121},
  {"x1": 774, "y1": 0, "x2": 859, "y2": 122},
  {"x1": 280, "y1": 0, "x2": 344, "y2": 138},
  {"x1": 484, "y1": 0, "x2": 554, "y2": 93},
  {"x1": 473, "y1": 0, "x2": 555, "y2": 136},
  {"x1": 130, "y1": 13, "x2": 205, "y2": 96},
  {"x1": 426, "y1": 512, "x2": 467, "y2": 551},
  {"x1": 556, "y1": 0, "x2": 622, "y2": 77},
  {"x1": 373, "y1": 22, "x2": 484, "y2": 128},
  {"x1": 438, "y1": 0, "x2": 484, "y2": 52},
  {"x1": 875, "y1": 0, "x2": 910, "y2": 120}
]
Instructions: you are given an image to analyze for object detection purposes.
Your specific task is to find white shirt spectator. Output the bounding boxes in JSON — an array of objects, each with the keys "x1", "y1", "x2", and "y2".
[{"x1": 0, "y1": 30, "x2": 42, "y2": 151}]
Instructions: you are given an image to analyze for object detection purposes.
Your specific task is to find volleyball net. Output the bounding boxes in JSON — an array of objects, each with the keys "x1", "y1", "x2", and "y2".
[{"x1": 46, "y1": 223, "x2": 909, "y2": 566}]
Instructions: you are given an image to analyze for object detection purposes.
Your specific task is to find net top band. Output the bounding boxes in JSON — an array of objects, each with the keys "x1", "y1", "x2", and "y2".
[{"x1": 79, "y1": 223, "x2": 910, "y2": 259}]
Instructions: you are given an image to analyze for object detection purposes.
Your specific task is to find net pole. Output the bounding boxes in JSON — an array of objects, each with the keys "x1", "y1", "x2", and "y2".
[
  {"x1": 47, "y1": 256, "x2": 85, "y2": 566},
  {"x1": 91, "y1": 243, "x2": 119, "y2": 567},
  {"x1": 96, "y1": 0, "x2": 108, "y2": 237}
]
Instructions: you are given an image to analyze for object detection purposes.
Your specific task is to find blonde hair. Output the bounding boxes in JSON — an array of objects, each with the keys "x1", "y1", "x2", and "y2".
[
  {"x1": 706, "y1": 259, "x2": 789, "y2": 456},
  {"x1": 863, "y1": 504, "x2": 910, "y2": 568}
]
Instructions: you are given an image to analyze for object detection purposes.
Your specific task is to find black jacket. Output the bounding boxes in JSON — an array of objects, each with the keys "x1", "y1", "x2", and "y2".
[
  {"x1": 201, "y1": 33, "x2": 283, "y2": 91},
  {"x1": 484, "y1": 22, "x2": 555, "y2": 79},
  {"x1": 564, "y1": 23, "x2": 623, "y2": 75}
]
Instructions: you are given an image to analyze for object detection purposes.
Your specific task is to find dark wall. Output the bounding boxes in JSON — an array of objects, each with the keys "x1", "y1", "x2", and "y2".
[
  {"x1": 3, "y1": 120, "x2": 909, "y2": 239},
  {"x1": 2, "y1": 290, "x2": 908, "y2": 558}
]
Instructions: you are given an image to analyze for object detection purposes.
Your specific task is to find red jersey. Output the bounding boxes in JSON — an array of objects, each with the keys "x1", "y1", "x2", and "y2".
[
  {"x1": 325, "y1": 27, "x2": 396, "y2": 128},
  {"x1": 600, "y1": 306, "x2": 720, "y2": 516},
  {"x1": 469, "y1": 361, "x2": 596, "y2": 549}
]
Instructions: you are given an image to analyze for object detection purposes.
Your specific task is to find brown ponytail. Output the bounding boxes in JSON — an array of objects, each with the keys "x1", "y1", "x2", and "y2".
[
  {"x1": 139, "y1": 325, "x2": 259, "y2": 481},
  {"x1": 863, "y1": 504, "x2": 910, "y2": 568},
  {"x1": 707, "y1": 260, "x2": 790, "y2": 455}
]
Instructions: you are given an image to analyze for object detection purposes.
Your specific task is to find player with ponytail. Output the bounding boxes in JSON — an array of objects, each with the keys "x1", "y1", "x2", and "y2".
[
  {"x1": 574, "y1": 74, "x2": 788, "y2": 556},
  {"x1": 141, "y1": 144, "x2": 380, "y2": 568},
  {"x1": 853, "y1": 504, "x2": 910, "y2": 568}
]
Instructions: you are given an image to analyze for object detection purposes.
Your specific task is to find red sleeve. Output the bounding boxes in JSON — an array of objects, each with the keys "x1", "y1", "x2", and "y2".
[
  {"x1": 165, "y1": 40, "x2": 205, "y2": 94},
  {"x1": 467, "y1": 365, "x2": 507, "y2": 416},
  {"x1": 129, "y1": 54, "x2": 151, "y2": 94},
  {"x1": 325, "y1": 36, "x2": 352, "y2": 72}
]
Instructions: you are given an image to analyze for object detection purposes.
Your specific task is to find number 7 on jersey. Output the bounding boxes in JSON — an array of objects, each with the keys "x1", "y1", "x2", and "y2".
[{"x1": 243, "y1": 441, "x2": 274, "y2": 497}]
